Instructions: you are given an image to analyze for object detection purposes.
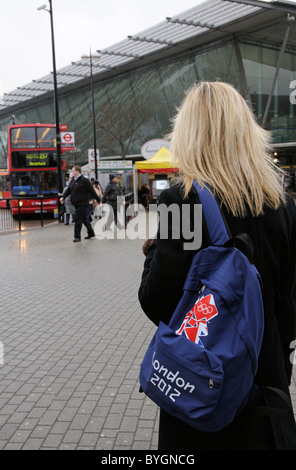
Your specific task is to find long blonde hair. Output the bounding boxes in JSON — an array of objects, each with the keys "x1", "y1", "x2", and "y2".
[{"x1": 169, "y1": 81, "x2": 285, "y2": 217}]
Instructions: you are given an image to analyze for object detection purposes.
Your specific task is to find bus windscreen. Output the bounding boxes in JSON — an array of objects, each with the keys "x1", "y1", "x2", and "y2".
[{"x1": 11, "y1": 171, "x2": 59, "y2": 196}]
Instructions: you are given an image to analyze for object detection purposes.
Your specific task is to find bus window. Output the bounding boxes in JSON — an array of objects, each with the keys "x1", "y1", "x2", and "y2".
[
  {"x1": 36, "y1": 171, "x2": 58, "y2": 195},
  {"x1": 11, "y1": 171, "x2": 37, "y2": 195},
  {"x1": 37, "y1": 127, "x2": 56, "y2": 148},
  {"x1": 10, "y1": 127, "x2": 36, "y2": 148}
]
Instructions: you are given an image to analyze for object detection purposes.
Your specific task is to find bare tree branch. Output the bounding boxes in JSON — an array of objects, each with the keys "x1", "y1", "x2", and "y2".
[{"x1": 96, "y1": 93, "x2": 156, "y2": 158}]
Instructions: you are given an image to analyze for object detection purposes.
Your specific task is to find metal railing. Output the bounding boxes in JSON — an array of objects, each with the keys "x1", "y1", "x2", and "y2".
[
  {"x1": 0, "y1": 197, "x2": 58, "y2": 233},
  {"x1": 0, "y1": 192, "x2": 135, "y2": 233},
  {"x1": 123, "y1": 191, "x2": 134, "y2": 207}
]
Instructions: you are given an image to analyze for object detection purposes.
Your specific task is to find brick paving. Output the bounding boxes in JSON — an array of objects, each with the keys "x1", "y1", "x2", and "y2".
[
  {"x1": 0, "y1": 212, "x2": 295, "y2": 450},
  {"x1": 0, "y1": 216, "x2": 159, "y2": 450}
]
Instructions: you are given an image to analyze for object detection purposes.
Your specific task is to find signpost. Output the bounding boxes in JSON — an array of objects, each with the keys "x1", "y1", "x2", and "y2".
[
  {"x1": 88, "y1": 149, "x2": 99, "y2": 169},
  {"x1": 97, "y1": 160, "x2": 133, "y2": 170},
  {"x1": 61, "y1": 131, "x2": 75, "y2": 152}
]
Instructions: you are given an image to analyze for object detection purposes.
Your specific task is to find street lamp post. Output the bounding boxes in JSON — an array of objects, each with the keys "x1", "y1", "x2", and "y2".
[
  {"x1": 38, "y1": 1, "x2": 63, "y2": 196},
  {"x1": 81, "y1": 51, "x2": 98, "y2": 179}
]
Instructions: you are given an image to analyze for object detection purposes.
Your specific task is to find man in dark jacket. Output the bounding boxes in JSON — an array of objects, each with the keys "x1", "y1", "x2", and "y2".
[
  {"x1": 102, "y1": 174, "x2": 124, "y2": 230},
  {"x1": 60, "y1": 165, "x2": 101, "y2": 242}
]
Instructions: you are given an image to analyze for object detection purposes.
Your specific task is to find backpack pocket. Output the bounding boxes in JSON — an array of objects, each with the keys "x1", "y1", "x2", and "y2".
[{"x1": 139, "y1": 321, "x2": 224, "y2": 428}]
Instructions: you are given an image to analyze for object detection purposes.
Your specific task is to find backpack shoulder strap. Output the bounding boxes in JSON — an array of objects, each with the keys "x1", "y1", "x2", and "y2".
[{"x1": 193, "y1": 181, "x2": 230, "y2": 246}]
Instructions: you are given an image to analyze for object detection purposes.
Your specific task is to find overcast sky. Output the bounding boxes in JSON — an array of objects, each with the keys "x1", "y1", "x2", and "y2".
[
  {"x1": 1, "y1": 0, "x2": 294, "y2": 97},
  {"x1": 0, "y1": 0, "x2": 205, "y2": 96}
]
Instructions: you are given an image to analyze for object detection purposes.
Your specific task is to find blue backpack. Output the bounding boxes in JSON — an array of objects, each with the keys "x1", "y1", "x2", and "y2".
[{"x1": 139, "y1": 181, "x2": 264, "y2": 432}]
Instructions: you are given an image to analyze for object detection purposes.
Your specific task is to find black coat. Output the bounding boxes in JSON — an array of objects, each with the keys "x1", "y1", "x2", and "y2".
[
  {"x1": 138, "y1": 183, "x2": 296, "y2": 450},
  {"x1": 102, "y1": 181, "x2": 122, "y2": 203},
  {"x1": 63, "y1": 175, "x2": 101, "y2": 207}
]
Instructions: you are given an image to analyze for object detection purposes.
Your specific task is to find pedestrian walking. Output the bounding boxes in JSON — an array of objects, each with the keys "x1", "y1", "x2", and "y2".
[
  {"x1": 138, "y1": 81, "x2": 296, "y2": 450},
  {"x1": 93, "y1": 180, "x2": 103, "y2": 219},
  {"x1": 64, "y1": 194, "x2": 76, "y2": 225},
  {"x1": 139, "y1": 183, "x2": 149, "y2": 210},
  {"x1": 102, "y1": 174, "x2": 125, "y2": 230},
  {"x1": 60, "y1": 165, "x2": 101, "y2": 242},
  {"x1": 62, "y1": 175, "x2": 75, "y2": 225}
]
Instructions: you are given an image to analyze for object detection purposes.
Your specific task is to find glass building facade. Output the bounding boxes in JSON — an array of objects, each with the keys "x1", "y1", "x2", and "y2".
[{"x1": 0, "y1": 3, "x2": 295, "y2": 171}]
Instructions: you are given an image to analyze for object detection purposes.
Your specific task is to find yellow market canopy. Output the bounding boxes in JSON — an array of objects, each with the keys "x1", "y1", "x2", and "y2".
[{"x1": 135, "y1": 146, "x2": 178, "y2": 173}]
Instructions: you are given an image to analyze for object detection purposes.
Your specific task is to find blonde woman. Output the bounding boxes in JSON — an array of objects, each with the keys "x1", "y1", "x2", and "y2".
[{"x1": 138, "y1": 82, "x2": 296, "y2": 450}]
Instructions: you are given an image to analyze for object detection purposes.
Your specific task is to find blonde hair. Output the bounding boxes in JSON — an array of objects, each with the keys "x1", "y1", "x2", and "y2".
[{"x1": 169, "y1": 81, "x2": 285, "y2": 217}]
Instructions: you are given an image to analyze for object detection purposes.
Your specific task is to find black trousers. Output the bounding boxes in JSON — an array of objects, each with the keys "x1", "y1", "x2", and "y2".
[
  {"x1": 106, "y1": 201, "x2": 124, "y2": 229},
  {"x1": 74, "y1": 205, "x2": 95, "y2": 239}
]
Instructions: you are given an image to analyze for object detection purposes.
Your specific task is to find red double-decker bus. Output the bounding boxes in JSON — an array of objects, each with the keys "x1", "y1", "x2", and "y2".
[{"x1": 8, "y1": 124, "x2": 66, "y2": 216}]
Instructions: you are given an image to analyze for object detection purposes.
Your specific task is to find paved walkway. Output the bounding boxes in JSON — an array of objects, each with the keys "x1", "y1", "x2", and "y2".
[
  {"x1": 0, "y1": 211, "x2": 295, "y2": 450},
  {"x1": 0, "y1": 213, "x2": 159, "y2": 450}
]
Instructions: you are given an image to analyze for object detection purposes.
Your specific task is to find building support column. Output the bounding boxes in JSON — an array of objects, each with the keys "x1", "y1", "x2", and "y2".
[
  {"x1": 233, "y1": 37, "x2": 252, "y2": 109},
  {"x1": 262, "y1": 14, "x2": 295, "y2": 127}
]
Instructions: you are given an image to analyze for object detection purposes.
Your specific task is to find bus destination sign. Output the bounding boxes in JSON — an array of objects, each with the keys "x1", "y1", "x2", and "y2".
[{"x1": 26, "y1": 153, "x2": 50, "y2": 167}]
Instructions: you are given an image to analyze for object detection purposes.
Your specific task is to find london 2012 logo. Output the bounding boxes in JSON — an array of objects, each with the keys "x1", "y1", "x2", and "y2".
[{"x1": 176, "y1": 294, "x2": 218, "y2": 346}]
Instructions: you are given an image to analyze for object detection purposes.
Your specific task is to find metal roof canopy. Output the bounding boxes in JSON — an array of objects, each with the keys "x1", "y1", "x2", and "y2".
[{"x1": 0, "y1": 0, "x2": 295, "y2": 115}]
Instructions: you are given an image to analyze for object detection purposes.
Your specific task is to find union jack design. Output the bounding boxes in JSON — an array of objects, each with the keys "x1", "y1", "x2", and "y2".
[{"x1": 176, "y1": 294, "x2": 218, "y2": 347}]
